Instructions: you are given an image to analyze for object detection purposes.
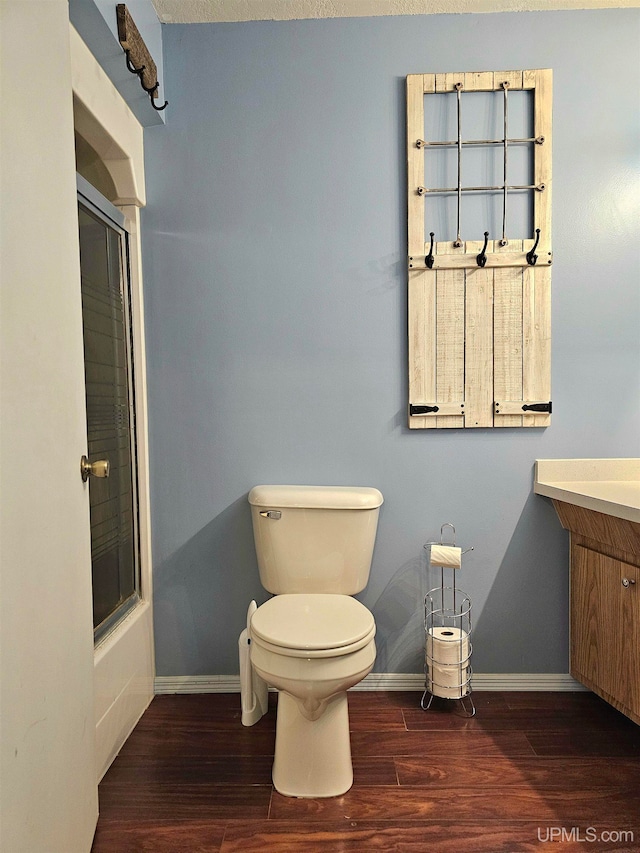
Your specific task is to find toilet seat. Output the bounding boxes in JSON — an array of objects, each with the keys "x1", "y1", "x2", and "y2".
[{"x1": 251, "y1": 594, "x2": 376, "y2": 659}]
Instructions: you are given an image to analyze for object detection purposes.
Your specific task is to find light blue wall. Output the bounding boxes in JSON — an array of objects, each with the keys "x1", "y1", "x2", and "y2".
[{"x1": 142, "y1": 9, "x2": 640, "y2": 676}]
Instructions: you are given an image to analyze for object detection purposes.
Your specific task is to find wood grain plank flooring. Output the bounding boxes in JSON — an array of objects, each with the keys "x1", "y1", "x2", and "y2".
[
  {"x1": 350, "y1": 729, "x2": 537, "y2": 756},
  {"x1": 402, "y1": 706, "x2": 640, "y2": 731},
  {"x1": 91, "y1": 690, "x2": 640, "y2": 853},
  {"x1": 394, "y1": 755, "x2": 640, "y2": 788},
  {"x1": 220, "y1": 820, "x2": 638, "y2": 852},
  {"x1": 115, "y1": 723, "x2": 277, "y2": 758},
  {"x1": 269, "y1": 785, "x2": 640, "y2": 823},
  {"x1": 97, "y1": 783, "x2": 273, "y2": 822}
]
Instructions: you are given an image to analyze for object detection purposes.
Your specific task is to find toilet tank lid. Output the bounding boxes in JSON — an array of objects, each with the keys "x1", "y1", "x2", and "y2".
[{"x1": 248, "y1": 485, "x2": 383, "y2": 510}]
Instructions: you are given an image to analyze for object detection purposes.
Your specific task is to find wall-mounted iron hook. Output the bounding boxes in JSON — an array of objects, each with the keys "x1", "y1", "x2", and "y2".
[
  {"x1": 139, "y1": 78, "x2": 169, "y2": 111},
  {"x1": 122, "y1": 47, "x2": 168, "y2": 111},
  {"x1": 150, "y1": 95, "x2": 169, "y2": 111},
  {"x1": 425, "y1": 232, "x2": 435, "y2": 269},
  {"x1": 526, "y1": 228, "x2": 541, "y2": 265},
  {"x1": 476, "y1": 231, "x2": 489, "y2": 267}
]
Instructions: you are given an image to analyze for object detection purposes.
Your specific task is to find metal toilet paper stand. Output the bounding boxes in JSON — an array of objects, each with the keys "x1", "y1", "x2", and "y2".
[{"x1": 422, "y1": 523, "x2": 475, "y2": 718}]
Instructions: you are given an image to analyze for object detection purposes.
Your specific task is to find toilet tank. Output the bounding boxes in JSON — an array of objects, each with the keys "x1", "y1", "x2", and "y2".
[{"x1": 248, "y1": 485, "x2": 383, "y2": 594}]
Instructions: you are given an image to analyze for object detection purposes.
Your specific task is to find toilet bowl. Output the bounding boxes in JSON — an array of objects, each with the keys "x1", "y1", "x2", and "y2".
[
  {"x1": 250, "y1": 593, "x2": 376, "y2": 797},
  {"x1": 247, "y1": 485, "x2": 383, "y2": 797}
]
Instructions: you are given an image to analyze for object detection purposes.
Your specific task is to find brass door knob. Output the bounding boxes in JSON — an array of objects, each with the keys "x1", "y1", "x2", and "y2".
[{"x1": 80, "y1": 456, "x2": 110, "y2": 483}]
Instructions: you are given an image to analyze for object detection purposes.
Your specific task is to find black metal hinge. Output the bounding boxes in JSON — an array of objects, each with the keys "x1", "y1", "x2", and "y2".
[
  {"x1": 522, "y1": 402, "x2": 552, "y2": 413},
  {"x1": 495, "y1": 401, "x2": 552, "y2": 416},
  {"x1": 410, "y1": 402, "x2": 465, "y2": 417},
  {"x1": 410, "y1": 404, "x2": 439, "y2": 415}
]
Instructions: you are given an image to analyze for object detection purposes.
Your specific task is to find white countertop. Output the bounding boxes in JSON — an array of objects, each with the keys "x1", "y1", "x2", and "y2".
[{"x1": 534, "y1": 459, "x2": 640, "y2": 524}]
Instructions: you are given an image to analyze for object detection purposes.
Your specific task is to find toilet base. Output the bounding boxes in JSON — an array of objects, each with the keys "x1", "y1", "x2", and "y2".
[{"x1": 272, "y1": 690, "x2": 353, "y2": 798}]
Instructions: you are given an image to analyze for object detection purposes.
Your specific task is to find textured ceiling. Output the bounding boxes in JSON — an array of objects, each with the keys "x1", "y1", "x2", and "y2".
[{"x1": 151, "y1": 0, "x2": 639, "y2": 23}]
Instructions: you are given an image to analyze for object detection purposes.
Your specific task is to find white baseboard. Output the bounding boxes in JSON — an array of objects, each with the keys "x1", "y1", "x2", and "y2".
[{"x1": 154, "y1": 672, "x2": 587, "y2": 694}]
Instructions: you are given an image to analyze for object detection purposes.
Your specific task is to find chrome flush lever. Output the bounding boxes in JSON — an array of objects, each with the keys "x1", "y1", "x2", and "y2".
[{"x1": 259, "y1": 510, "x2": 281, "y2": 519}]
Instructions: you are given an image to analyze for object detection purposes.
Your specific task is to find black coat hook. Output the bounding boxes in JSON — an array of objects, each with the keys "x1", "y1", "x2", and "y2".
[
  {"x1": 122, "y1": 48, "x2": 168, "y2": 112},
  {"x1": 476, "y1": 231, "x2": 489, "y2": 267},
  {"x1": 526, "y1": 228, "x2": 541, "y2": 265},
  {"x1": 141, "y1": 78, "x2": 169, "y2": 110},
  {"x1": 425, "y1": 232, "x2": 435, "y2": 269},
  {"x1": 150, "y1": 95, "x2": 169, "y2": 111}
]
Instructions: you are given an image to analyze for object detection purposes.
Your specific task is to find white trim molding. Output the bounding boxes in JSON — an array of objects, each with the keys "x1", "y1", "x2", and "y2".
[
  {"x1": 155, "y1": 672, "x2": 587, "y2": 694},
  {"x1": 71, "y1": 22, "x2": 155, "y2": 782},
  {"x1": 70, "y1": 26, "x2": 146, "y2": 207}
]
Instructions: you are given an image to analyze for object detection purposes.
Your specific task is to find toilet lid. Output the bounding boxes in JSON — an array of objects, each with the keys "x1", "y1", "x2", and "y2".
[{"x1": 251, "y1": 594, "x2": 375, "y2": 652}]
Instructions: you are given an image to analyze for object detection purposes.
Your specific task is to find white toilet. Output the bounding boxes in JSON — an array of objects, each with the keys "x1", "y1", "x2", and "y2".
[{"x1": 248, "y1": 484, "x2": 383, "y2": 798}]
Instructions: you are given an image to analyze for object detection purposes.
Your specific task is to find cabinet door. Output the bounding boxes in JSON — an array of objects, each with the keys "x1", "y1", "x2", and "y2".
[
  {"x1": 571, "y1": 545, "x2": 640, "y2": 716},
  {"x1": 571, "y1": 546, "x2": 618, "y2": 698}
]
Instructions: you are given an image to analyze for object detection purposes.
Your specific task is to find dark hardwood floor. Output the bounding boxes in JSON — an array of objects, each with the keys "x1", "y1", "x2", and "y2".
[{"x1": 91, "y1": 690, "x2": 640, "y2": 852}]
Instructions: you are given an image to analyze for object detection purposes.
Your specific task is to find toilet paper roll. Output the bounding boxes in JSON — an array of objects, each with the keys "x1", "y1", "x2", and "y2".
[
  {"x1": 427, "y1": 662, "x2": 470, "y2": 699},
  {"x1": 426, "y1": 626, "x2": 470, "y2": 666},
  {"x1": 428, "y1": 545, "x2": 462, "y2": 569}
]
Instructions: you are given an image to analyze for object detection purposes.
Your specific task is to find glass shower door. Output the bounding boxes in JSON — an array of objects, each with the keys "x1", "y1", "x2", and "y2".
[{"x1": 77, "y1": 184, "x2": 140, "y2": 641}]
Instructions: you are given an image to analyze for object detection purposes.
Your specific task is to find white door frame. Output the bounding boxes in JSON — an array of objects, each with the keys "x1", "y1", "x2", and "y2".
[{"x1": 70, "y1": 25, "x2": 155, "y2": 782}]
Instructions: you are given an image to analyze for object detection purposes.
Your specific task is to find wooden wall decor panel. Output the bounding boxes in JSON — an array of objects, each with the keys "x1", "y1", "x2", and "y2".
[
  {"x1": 522, "y1": 265, "x2": 551, "y2": 427},
  {"x1": 464, "y1": 266, "x2": 494, "y2": 428},
  {"x1": 435, "y1": 269, "x2": 465, "y2": 429},
  {"x1": 408, "y1": 269, "x2": 436, "y2": 429},
  {"x1": 407, "y1": 69, "x2": 552, "y2": 429},
  {"x1": 493, "y1": 259, "x2": 523, "y2": 428}
]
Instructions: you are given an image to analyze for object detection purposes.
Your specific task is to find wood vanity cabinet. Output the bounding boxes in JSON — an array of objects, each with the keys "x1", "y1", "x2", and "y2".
[{"x1": 553, "y1": 500, "x2": 640, "y2": 725}]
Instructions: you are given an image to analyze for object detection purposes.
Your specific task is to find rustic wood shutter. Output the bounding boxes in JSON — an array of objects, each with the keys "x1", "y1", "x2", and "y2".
[{"x1": 407, "y1": 70, "x2": 552, "y2": 429}]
